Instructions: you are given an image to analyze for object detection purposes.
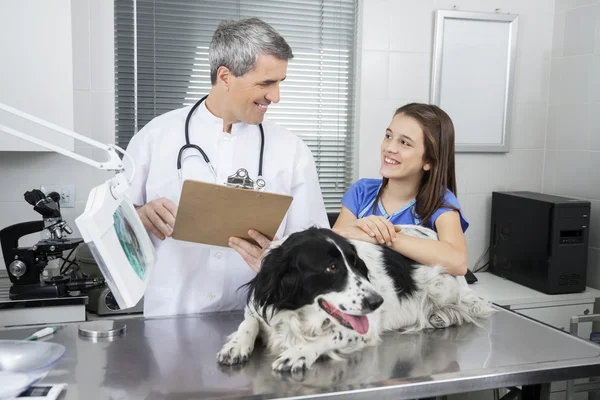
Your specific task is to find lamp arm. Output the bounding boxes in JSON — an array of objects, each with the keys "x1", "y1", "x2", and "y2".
[{"x1": 0, "y1": 102, "x2": 128, "y2": 174}]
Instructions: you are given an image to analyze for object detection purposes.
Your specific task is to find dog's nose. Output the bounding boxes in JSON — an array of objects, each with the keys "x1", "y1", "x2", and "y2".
[{"x1": 363, "y1": 293, "x2": 384, "y2": 311}]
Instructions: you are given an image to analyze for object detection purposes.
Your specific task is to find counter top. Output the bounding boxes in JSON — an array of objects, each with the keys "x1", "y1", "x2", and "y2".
[
  {"x1": 470, "y1": 272, "x2": 600, "y2": 308},
  {"x1": 2, "y1": 305, "x2": 600, "y2": 399}
]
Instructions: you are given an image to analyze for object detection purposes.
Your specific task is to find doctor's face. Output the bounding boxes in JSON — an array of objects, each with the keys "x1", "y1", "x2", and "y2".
[{"x1": 228, "y1": 54, "x2": 288, "y2": 125}]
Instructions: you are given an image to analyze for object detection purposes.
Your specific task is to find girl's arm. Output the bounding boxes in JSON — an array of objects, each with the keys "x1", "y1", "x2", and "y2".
[
  {"x1": 388, "y1": 211, "x2": 468, "y2": 276},
  {"x1": 332, "y1": 207, "x2": 468, "y2": 276},
  {"x1": 332, "y1": 206, "x2": 380, "y2": 244}
]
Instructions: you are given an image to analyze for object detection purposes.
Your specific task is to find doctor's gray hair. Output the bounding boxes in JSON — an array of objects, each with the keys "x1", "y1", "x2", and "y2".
[{"x1": 209, "y1": 18, "x2": 293, "y2": 85}]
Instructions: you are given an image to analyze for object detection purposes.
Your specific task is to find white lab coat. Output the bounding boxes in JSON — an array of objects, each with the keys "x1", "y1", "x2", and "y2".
[{"x1": 124, "y1": 101, "x2": 329, "y2": 318}]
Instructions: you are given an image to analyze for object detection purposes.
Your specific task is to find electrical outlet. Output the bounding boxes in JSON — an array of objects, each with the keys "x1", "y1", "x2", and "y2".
[
  {"x1": 60, "y1": 184, "x2": 75, "y2": 208},
  {"x1": 40, "y1": 184, "x2": 75, "y2": 208}
]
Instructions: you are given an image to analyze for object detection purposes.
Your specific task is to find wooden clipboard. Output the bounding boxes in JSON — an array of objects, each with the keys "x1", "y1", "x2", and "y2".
[{"x1": 172, "y1": 179, "x2": 293, "y2": 247}]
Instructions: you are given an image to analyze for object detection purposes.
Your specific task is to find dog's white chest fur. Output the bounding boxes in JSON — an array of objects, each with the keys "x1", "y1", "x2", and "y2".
[{"x1": 217, "y1": 225, "x2": 494, "y2": 372}]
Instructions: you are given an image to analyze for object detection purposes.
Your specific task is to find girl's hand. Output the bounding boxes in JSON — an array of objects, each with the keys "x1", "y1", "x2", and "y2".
[{"x1": 354, "y1": 216, "x2": 401, "y2": 246}]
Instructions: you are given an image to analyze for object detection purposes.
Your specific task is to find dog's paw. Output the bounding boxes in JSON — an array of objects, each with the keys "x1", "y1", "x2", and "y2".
[
  {"x1": 216, "y1": 337, "x2": 254, "y2": 365},
  {"x1": 272, "y1": 347, "x2": 318, "y2": 373},
  {"x1": 429, "y1": 312, "x2": 450, "y2": 329}
]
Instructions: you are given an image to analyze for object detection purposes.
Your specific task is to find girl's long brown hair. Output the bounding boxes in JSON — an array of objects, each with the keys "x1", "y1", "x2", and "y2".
[{"x1": 373, "y1": 103, "x2": 458, "y2": 227}]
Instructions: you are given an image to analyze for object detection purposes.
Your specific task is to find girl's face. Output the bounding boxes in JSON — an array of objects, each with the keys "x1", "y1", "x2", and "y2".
[{"x1": 379, "y1": 113, "x2": 431, "y2": 181}]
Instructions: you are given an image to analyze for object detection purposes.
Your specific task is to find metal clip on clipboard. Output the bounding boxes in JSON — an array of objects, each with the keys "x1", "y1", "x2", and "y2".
[{"x1": 225, "y1": 168, "x2": 266, "y2": 191}]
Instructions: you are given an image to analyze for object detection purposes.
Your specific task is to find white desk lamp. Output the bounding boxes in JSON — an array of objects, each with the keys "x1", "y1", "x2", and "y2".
[{"x1": 0, "y1": 102, "x2": 155, "y2": 310}]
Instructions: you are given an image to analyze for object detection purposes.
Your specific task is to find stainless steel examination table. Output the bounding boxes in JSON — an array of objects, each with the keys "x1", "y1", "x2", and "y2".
[{"x1": 2, "y1": 305, "x2": 600, "y2": 400}]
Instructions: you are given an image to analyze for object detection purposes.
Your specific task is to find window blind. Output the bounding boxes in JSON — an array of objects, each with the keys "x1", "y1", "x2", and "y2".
[{"x1": 114, "y1": 0, "x2": 358, "y2": 212}]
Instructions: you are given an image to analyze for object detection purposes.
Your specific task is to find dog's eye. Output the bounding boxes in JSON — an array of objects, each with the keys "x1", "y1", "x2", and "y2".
[{"x1": 326, "y1": 264, "x2": 338, "y2": 273}]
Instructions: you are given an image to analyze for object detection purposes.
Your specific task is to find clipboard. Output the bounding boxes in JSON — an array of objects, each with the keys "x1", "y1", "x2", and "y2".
[{"x1": 171, "y1": 179, "x2": 293, "y2": 247}]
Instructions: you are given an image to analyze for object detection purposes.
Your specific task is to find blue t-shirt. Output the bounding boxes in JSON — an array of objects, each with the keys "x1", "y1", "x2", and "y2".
[{"x1": 341, "y1": 178, "x2": 469, "y2": 233}]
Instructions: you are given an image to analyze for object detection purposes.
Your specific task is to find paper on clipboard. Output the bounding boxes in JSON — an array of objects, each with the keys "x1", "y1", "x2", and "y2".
[{"x1": 171, "y1": 179, "x2": 293, "y2": 247}]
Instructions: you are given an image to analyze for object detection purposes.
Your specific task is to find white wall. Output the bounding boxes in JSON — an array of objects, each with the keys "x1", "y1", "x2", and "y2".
[
  {"x1": 0, "y1": 0, "x2": 114, "y2": 273},
  {"x1": 542, "y1": 0, "x2": 600, "y2": 287},
  {"x1": 0, "y1": 0, "x2": 74, "y2": 152},
  {"x1": 356, "y1": 0, "x2": 555, "y2": 269}
]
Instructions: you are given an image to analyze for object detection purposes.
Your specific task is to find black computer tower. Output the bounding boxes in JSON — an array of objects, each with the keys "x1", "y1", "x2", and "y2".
[{"x1": 489, "y1": 191, "x2": 591, "y2": 294}]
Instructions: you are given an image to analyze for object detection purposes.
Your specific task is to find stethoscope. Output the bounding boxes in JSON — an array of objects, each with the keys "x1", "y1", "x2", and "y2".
[{"x1": 176, "y1": 94, "x2": 266, "y2": 191}]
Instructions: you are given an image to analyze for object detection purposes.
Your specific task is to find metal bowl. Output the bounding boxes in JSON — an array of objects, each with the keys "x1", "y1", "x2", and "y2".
[{"x1": 0, "y1": 340, "x2": 66, "y2": 400}]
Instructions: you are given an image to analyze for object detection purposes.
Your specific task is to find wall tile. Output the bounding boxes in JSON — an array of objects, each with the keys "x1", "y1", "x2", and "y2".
[
  {"x1": 549, "y1": 55, "x2": 594, "y2": 106},
  {"x1": 514, "y1": 55, "x2": 550, "y2": 104},
  {"x1": 553, "y1": 150, "x2": 590, "y2": 199},
  {"x1": 71, "y1": 0, "x2": 90, "y2": 90},
  {"x1": 73, "y1": 90, "x2": 92, "y2": 138},
  {"x1": 575, "y1": 0, "x2": 600, "y2": 8},
  {"x1": 587, "y1": 151, "x2": 600, "y2": 199},
  {"x1": 389, "y1": 0, "x2": 435, "y2": 53},
  {"x1": 0, "y1": 150, "x2": 112, "y2": 206},
  {"x1": 556, "y1": 0, "x2": 571, "y2": 12},
  {"x1": 596, "y1": 4, "x2": 600, "y2": 52},
  {"x1": 557, "y1": 0, "x2": 600, "y2": 12},
  {"x1": 552, "y1": 12, "x2": 566, "y2": 58},
  {"x1": 461, "y1": 193, "x2": 492, "y2": 241},
  {"x1": 90, "y1": 0, "x2": 114, "y2": 91},
  {"x1": 590, "y1": 103, "x2": 600, "y2": 150},
  {"x1": 542, "y1": 150, "x2": 557, "y2": 194},
  {"x1": 388, "y1": 52, "x2": 431, "y2": 101},
  {"x1": 564, "y1": 5, "x2": 598, "y2": 56},
  {"x1": 516, "y1": 12, "x2": 554, "y2": 60},
  {"x1": 360, "y1": 50, "x2": 390, "y2": 101},
  {"x1": 90, "y1": 91, "x2": 116, "y2": 145},
  {"x1": 510, "y1": 102, "x2": 547, "y2": 149},
  {"x1": 0, "y1": 153, "x2": 59, "y2": 202},
  {"x1": 463, "y1": 150, "x2": 544, "y2": 194},
  {"x1": 361, "y1": 0, "x2": 390, "y2": 51},
  {"x1": 455, "y1": 154, "x2": 469, "y2": 196},
  {"x1": 546, "y1": 104, "x2": 590, "y2": 150},
  {"x1": 591, "y1": 55, "x2": 600, "y2": 103}
]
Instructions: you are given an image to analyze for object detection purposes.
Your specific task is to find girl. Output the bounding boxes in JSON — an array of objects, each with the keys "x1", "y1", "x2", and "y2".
[{"x1": 332, "y1": 103, "x2": 469, "y2": 276}]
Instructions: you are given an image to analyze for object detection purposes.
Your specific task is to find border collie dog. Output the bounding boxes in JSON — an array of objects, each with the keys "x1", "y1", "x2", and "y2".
[{"x1": 217, "y1": 225, "x2": 494, "y2": 372}]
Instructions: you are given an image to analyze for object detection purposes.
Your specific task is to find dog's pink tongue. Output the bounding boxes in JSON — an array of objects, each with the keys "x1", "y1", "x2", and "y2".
[{"x1": 345, "y1": 315, "x2": 369, "y2": 335}]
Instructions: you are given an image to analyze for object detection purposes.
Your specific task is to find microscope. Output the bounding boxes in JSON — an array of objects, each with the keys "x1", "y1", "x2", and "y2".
[{"x1": 0, "y1": 189, "x2": 105, "y2": 300}]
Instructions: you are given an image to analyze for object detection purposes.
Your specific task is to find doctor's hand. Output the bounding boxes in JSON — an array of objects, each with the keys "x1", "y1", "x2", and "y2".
[
  {"x1": 229, "y1": 229, "x2": 277, "y2": 273},
  {"x1": 137, "y1": 198, "x2": 178, "y2": 240},
  {"x1": 354, "y1": 216, "x2": 401, "y2": 246}
]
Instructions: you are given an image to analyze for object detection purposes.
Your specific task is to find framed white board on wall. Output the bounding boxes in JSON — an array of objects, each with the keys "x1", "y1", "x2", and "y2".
[{"x1": 430, "y1": 10, "x2": 519, "y2": 153}]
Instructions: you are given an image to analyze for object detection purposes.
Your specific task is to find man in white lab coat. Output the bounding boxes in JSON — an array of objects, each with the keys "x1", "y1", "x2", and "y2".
[{"x1": 124, "y1": 17, "x2": 329, "y2": 318}]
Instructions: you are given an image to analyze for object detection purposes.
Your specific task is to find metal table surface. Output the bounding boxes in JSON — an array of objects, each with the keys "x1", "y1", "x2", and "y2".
[{"x1": 2, "y1": 305, "x2": 600, "y2": 400}]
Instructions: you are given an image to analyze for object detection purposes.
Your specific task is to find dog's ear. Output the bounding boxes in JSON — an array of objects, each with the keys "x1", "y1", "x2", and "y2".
[{"x1": 245, "y1": 246, "x2": 302, "y2": 321}]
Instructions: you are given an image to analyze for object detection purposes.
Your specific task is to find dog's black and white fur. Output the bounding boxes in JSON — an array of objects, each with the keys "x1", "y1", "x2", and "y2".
[{"x1": 217, "y1": 225, "x2": 494, "y2": 372}]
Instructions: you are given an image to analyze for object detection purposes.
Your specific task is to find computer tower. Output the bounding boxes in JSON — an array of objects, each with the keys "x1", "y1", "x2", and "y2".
[{"x1": 489, "y1": 191, "x2": 591, "y2": 294}]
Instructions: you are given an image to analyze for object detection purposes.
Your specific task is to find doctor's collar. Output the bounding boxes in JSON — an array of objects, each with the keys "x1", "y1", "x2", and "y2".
[{"x1": 196, "y1": 99, "x2": 261, "y2": 136}]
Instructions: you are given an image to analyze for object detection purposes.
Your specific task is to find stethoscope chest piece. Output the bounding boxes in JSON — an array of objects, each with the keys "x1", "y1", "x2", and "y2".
[{"x1": 226, "y1": 168, "x2": 266, "y2": 191}]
